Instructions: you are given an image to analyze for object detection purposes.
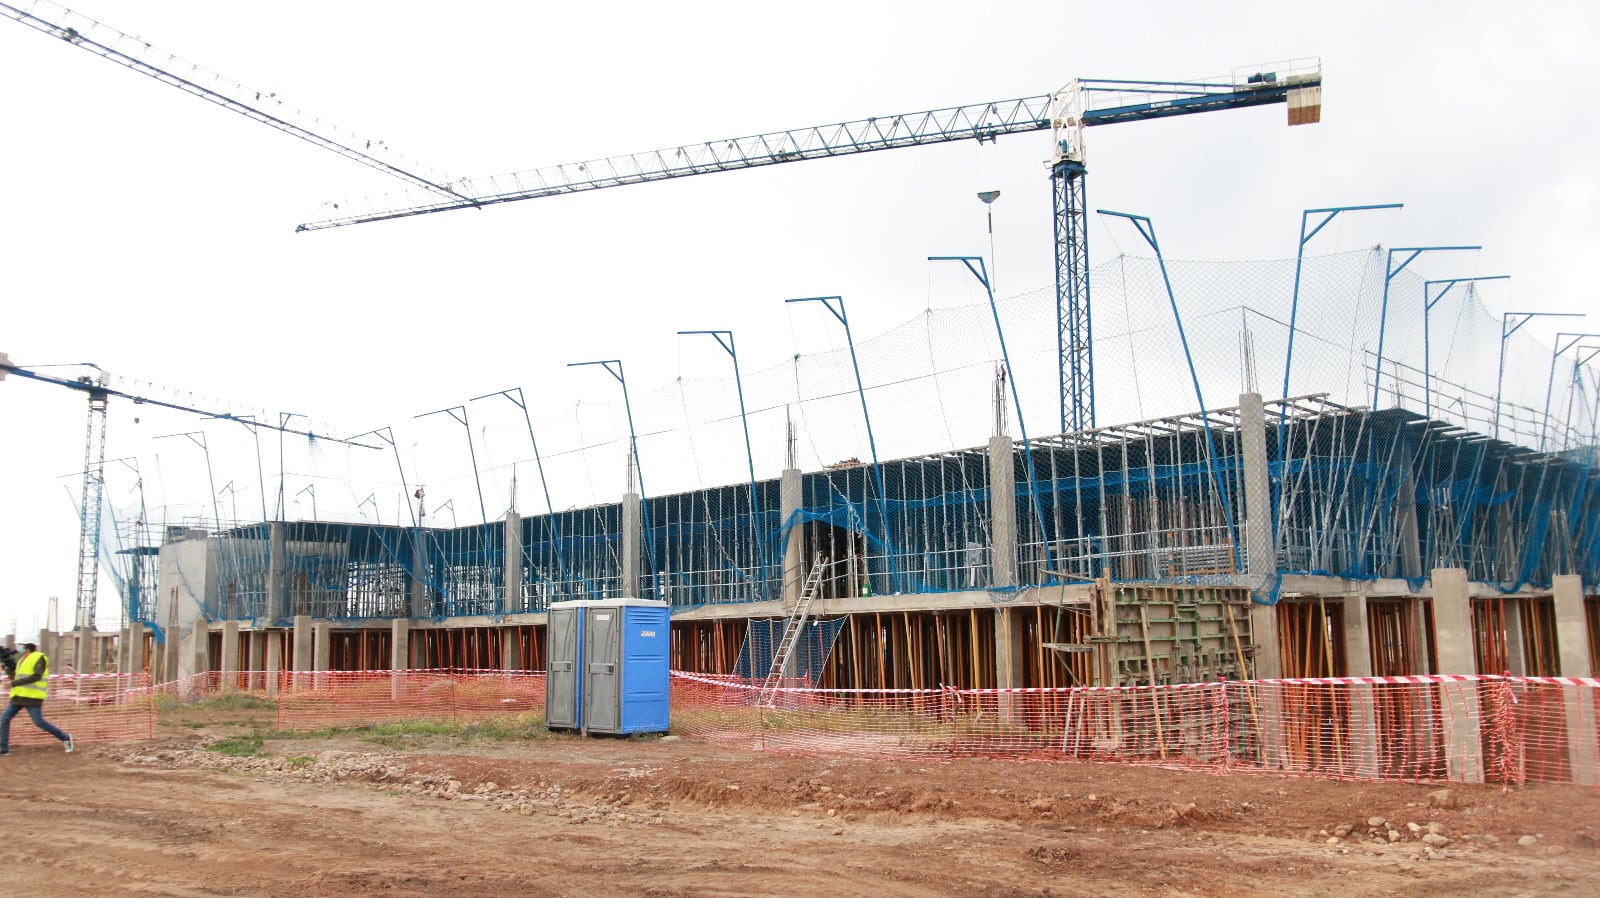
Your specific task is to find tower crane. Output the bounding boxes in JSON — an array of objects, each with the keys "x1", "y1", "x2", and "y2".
[
  {"x1": 0, "y1": 353, "x2": 377, "y2": 631},
  {"x1": 296, "y1": 61, "x2": 1322, "y2": 433}
]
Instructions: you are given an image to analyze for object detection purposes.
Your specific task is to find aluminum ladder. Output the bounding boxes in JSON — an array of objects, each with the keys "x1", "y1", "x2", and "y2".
[{"x1": 756, "y1": 559, "x2": 829, "y2": 707}]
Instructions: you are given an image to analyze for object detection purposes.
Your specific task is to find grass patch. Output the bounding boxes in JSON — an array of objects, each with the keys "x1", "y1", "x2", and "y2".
[
  {"x1": 155, "y1": 692, "x2": 277, "y2": 712},
  {"x1": 208, "y1": 736, "x2": 265, "y2": 757},
  {"x1": 353, "y1": 712, "x2": 549, "y2": 747}
]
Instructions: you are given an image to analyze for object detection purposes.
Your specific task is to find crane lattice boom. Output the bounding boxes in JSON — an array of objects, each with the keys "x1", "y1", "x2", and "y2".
[
  {"x1": 293, "y1": 60, "x2": 1320, "y2": 434},
  {"x1": 1, "y1": 0, "x2": 468, "y2": 202}
]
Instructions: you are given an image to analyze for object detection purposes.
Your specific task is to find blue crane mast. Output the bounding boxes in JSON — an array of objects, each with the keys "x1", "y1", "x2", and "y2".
[{"x1": 297, "y1": 61, "x2": 1323, "y2": 433}]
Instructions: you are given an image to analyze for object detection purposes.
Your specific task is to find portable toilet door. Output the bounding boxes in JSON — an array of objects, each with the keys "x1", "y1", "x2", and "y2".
[
  {"x1": 582, "y1": 600, "x2": 670, "y2": 735},
  {"x1": 582, "y1": 605, "x2": 623, "y2": 734},
  {"x1": 546, "y1": 603, "x2": 582, "y2": 729}
]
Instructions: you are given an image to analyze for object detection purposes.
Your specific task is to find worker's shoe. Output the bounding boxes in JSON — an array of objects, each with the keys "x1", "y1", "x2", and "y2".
[
  {"x1": 0, "y1": 749, "x2": 9, "y2": 756},
  {"x1": 62, "y1": 735, "x2": 74, "y2": 753}
]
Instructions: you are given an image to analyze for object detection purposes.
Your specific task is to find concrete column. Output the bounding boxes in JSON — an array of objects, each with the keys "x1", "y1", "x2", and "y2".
[
  {"x1": 501, "y1": 627, "x2": 522, "y2": 670},
  {"x1": 220, "y1": 621, "x2": 241, "y2": 689},
  {"x1": 1247, "y1": 601, "x2": 1287, "y2": 769},
  {"x1": 312, "y1": 622, "x2": 332, "y2": 672},
  {"x1": 1432, "y1": 569, "x2": 1474, "y2": 674},
  {"x1": 1552, "y1": 575, "x2": 1598, "y2": 786},
  {"x1": 162, "y1": 612, "x2": 180, "y2": 685},
  {"x1": 390, "y1": 619, "x2": 411, "y2": 671},
  {"x1": 1239, "y1": 391, "x2": 1285, "y2": 773},
  {"x1": 780, "y1": 467, "x2": 804, "y2": 608},
  {"x1": 1553, "y1": 575, "x2": 1591, "y2": 677},
  {"x1": 1503, "y1": 599, "x2": 1529, "y2": 676},
  {"x1": 504, "y1": 511, "x2": 523, "y2": 614},
  {"x1": 1410, "y1": 597, "x2": 1434, "y2": 674},
  {"x1": 1343, "y1": 596, "x2": 1373, "y2": 677},
  {"x1": 1237, "y1": 393, "x2": 1274, "y2": 580},
  {"x1": 390, "y1": 619, "x2": 412, "y2": 701},
  {"x1": 185, "y1": 620, "x2": 210, "y2": 681},
  {"x1": 249, "y1": 631, "x2": 267, "y2": 690},
  {"x1": 621, "y1": 491, "x2": 641, "y2": 599},
  {"x1": 75, "y1": 625, "x2": 93, "y2": 673},
  {"x1": 123, "y1": 621, "x2": 146, "y2": 679},
  {"x1": 1396, "y1": 474, "x2": 1422, "y2": 580},
  {"x1": 1249, "y1": 602, "x2": 1282, "y2": 679},
  {"x1": 994, "y1": 607, "x2": 1025, "y2": 723},
  {"x1": 409, "y1": 529, "x2": 431, "y2": 617},
  {"x1": 987, "y1": 436, "x2": 1017, "y2": 588},
  {"x1": 1341, "y1": 596, "x2": 1380, "y2": 778},
  {"x1": 292, "y1": 615, "x2": 312, "y2": 673},
  {"x1": 1431, "y1": 567, "x2": 1483, "y2": 783},
  {"x1": 267, "y1": 521, "x2": 288, "y2": 620},
  {"x1": 265, "y1": 632, "x2": 282, "y2": 696}
]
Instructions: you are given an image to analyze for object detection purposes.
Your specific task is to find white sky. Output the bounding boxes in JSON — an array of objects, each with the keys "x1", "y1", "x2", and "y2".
[{"x1": 1, "y1": 0, "x2": 1596, "y2": 638}]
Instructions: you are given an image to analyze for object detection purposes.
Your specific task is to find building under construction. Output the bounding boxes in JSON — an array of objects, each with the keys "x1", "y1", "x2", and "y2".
[{"x1": 53, "y1": 384, "x2": 1598, "y2": 695}]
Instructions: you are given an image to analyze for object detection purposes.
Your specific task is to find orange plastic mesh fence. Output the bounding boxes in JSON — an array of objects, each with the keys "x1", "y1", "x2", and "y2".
[
  {"x1": 0, "y1": 673, "x2": 154, "y2": 747},
  {"x1": 273, "y1": 670, "x2": 546, "y2": 731},
  {"x1": 670, "y1": 672, "x2": 1600, "y2": 786},
  {"x1": 112, "y1": 669, "x2": 1600, "y2": 788}
]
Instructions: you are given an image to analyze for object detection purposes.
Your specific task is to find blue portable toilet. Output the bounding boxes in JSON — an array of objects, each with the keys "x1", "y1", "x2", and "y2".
[{"x1": 546, "y1": 598, "x2": 670, "y2": 735}]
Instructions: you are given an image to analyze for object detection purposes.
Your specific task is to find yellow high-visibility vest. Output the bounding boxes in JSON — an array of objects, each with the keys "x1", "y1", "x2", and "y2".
[{"x1": 10, "y1": 652, "x2": 48, "y2": 701}]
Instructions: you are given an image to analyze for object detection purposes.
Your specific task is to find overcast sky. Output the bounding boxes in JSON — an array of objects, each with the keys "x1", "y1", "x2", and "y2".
[{"x1": 1, "y1": 0, "x2": 1595, "y2": 639}]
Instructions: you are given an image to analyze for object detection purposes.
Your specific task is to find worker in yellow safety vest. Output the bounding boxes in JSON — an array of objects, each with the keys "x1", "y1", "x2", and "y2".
[{"x1": 0, "y1": 643, "x2": 73, "y2": 755}]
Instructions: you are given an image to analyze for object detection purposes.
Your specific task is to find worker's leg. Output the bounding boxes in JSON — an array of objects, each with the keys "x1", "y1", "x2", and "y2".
[
  {"x1": 0, "y1": 702, "x2": 19, "y2": 752},
  {"x1": 23, "y1": 705, "x2": 68, "y2": 743}
]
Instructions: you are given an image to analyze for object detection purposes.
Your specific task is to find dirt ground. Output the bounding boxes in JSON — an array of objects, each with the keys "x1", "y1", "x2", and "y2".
[{"x1": 0, "y1": 707, "x2": 1596, "y2": 898}]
